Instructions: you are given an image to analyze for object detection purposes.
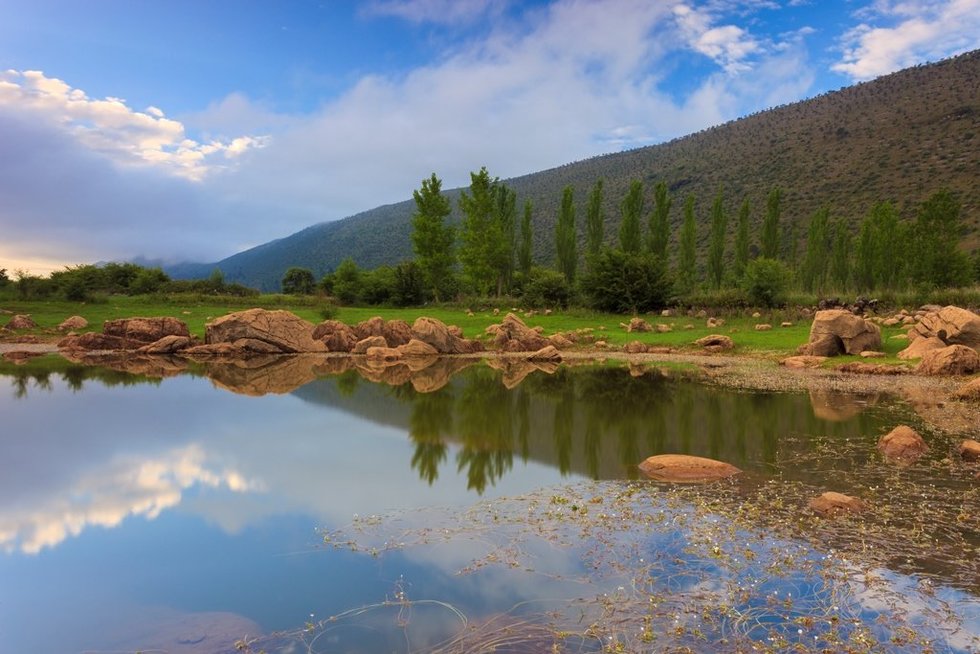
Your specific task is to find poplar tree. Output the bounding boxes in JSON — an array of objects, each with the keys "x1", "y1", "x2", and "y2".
[
  {"x1": 707, "y1": 189, "x2": 727, "y2": 288},
  {"x1": 677, "y1": 195, "x2": 697, "y2": 294},
  {"x1": 734, "y1": 198, "x2": 750, "y2": 280},
  {"x1": 518, "y1": 200, "x2": 533, "y2": 278},
  {"x1": 801, "y1": 207, "x2": 830, "y2": 292},
  {"x1": 494, "y1": 183, "x2": 517, "y2": 295},
  {"x1": 585, "y1": 179, "x2": 605, "y2": 261},
  {"x1": 619, "y1": 180, "x2": 644, "y2": 253},
  {"x1": 761, "y1": 187, "x2": 782, "y2": 260},
  {"x1": 648, "y1": 181, "x2": 671, "y2": 260},
  {"x1": 458, "y1": 167, "x2": 500, "y2": 296},
  {"x1": 830, "y1": 220, "x2": 851, "y2": 290},
  {"x1": 555, "y1": 185, "x2": 577, "y2": 283},
  {"x1": 411, "y1": 173, "x2": 455, "y2": 302}
]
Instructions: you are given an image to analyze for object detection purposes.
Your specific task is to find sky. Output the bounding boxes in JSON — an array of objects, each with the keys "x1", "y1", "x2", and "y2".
[{"x1": 0, "y1": 0, "x2": 978, "y2": 275}]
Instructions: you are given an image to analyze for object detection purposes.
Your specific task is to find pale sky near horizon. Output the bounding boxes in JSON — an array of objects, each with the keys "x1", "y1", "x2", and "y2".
[{"x1": 1, "y1": 0, "x2": 978, "y2": 275}]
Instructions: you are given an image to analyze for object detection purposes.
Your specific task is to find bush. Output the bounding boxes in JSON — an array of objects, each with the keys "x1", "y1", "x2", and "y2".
[
  {"x1": 742, "y1": 258, "x2": 791, "y2": 308},
  {"x1": 581, "y1": 248, "x2": 671, "y2": 314},
  {"x1": 281, "y1": 267, "x2": 316, "y2": 295},
  {"x1": 522, "y1": 267, "x2": 571, "y2": 309}
]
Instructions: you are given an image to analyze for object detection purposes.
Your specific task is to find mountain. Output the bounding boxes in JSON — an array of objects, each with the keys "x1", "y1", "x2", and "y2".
[{"x1": 169, "y1": 51, "x2": 980, "y2": 291}]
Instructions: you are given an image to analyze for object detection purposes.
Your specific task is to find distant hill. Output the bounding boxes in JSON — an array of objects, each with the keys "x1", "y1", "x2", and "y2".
[{"x1": 169, "y1": 50, "x2": 980, "y2": 291}]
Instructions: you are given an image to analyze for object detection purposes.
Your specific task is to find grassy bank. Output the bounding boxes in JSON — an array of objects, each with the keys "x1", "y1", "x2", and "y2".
[{"x1": 0, "y1": 294, "x2": 918, "y2": 361}]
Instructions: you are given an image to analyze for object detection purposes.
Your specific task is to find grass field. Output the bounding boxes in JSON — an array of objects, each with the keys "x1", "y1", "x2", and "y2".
[{"x1": 0, "y1": 294, "x2": 917, "y2": 362}]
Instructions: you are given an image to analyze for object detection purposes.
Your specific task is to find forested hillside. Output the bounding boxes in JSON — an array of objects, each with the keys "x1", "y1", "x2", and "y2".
[{"x1": 172, "y1": 50, "x2": 980, "y2": 291}]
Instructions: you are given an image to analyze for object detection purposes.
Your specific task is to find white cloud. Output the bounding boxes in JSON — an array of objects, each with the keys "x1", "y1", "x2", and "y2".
[
  {"x1": 0, "y1": 70, "x2": 266, "y2": 181},
  {"x1": 833, "y1": 0, "x2": 980, "y2": 80},
  {"x1": 674, "y1": 3, "x2": 761, "y2": 73}
]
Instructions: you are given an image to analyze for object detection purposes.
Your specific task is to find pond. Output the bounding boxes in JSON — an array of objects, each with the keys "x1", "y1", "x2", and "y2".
[{"x1": 0, "y1": 355, "x2": 977, "y2": 653}]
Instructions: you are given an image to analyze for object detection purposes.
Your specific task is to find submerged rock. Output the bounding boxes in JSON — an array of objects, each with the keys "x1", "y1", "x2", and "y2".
[
  {"x1": 877, "y1": 425, "x2": 928, "y2": 462},
  {"x1": 809, "y1": 491, "x2": 867, "y2": 517},
  {"x1": 638, "y1": 454, "x2": 741, "y2": 483}
]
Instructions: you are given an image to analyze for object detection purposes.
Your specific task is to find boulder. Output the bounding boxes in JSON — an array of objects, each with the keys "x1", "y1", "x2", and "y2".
[
  {"x1": 801, "y1": 309, "x2": 881, "y2": 356},
  {"x1": 959, "y1": 439, "x2": 980, "y2": 461},
  {"x1": 877, "y1": 425, "x2": 928, "y2": 462},
  {"x1": 136, "y1": 335, "x2": 194, "y2": 354},
  {"x1": 952, "y1": 377, "x2": 980, "y2": 401},
  {"x1": 488, "y1": 313, "x2": 550, "y2": 352},
  {"x1": 623, "y1": 340, "x2": 648, "y2": 354},
  {"x1": 548, "y1": 333, "x2": 574, "y2": 349},
  {"x1": 526, "y1": 345, "x2": 562, "y2": 362},
  {"x1": 694, "y1": 334, "x2": 734, "y2": 351},
  {"x1": 4, "y1": 314, "x2": 37, "y2": 330},
  {"x1": 627, "y1": 317, "x2": 653, "y2": 333},
  {"x1": 656, "y1": 323, "x2": 672, "y2": 333},
  {"x1": 915, "y1": 345, "x2": 980, "y2": 376},
  {"x1": 638, "y1": 454, "x2": 741, "y2": 483},
  {"x1": 103, "y1": 317, "x2": 189, "y2": 344},
  {"x1": 58, "y1": 332, "x2": 133, "y2": 351},
  {"x1": 809, "y1": 492, "x2": 867, "y2": 517},
  {"x1": 706, "y1": 317, "x2": 724, "y2": 328},
  {"x1": 58, "y1": 315, "x2": 88, "y2": 331},
  {"x1": 911, "y1": 306, "x2": 980, "y2": 349},
  {"x1": 365, "y1": 346, "x2": 403, "y2": 363},
  {"x1": 898, "y1": 336, "x2": 946, "y2": 360},
  {"x1": 411, "y1": 317, "x2": 481, "y2": 354},
  {"x1": 780, "y1": 355, "x2": 827, "y2": 369},
  {"x1": 352, "y1": 335, "x2": 388, "y2": 354},
  {"x1": 397, "y1": 338, "x2": 439, "y2": 357},
  {"x1": 383, "y1": 320, "x2": 415, "y2": 347},
  {"x1": 312, "y1": 320, "x2": 358, "y2": 352},
  {"x1": 205, "y1": 309, "x2": 326, "y2": 353},
  {"x1": 353, "y1": 316, "x2": 386, "y2": 340}
]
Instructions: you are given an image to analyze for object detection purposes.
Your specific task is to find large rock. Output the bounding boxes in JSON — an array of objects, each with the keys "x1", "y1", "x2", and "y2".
[
  {"x1": 627, "y1": 317, "x2": 653, "y2": 333},
  {"x1": 960, "y1": 439, "x2": 980, "y2": 461},
  {"x1": 104, "y1": 317, "x2": 190, "y2": 344},
  {"x1": 411, "y1": 316, "x2": 482, "y2": 354},
  {"x1": 352, "y1": 335, "x2": 388, "y2": 354},
  {"x1": 383, "y1": 320, "x2": 414, "y2": 347},
  {"x1": 4, "y1": 314, "x2": 37, "y2": 330},
  {"x1": 398, "y1": 338, "x2": 439, "y2": 357},
  {"x1": 312, "y1": 320, "x2": 358, "y2": 352},
  {"x1": 57, "y1": 315, "x2": 88, "y2": 331},
  {"x1": 354, "y1": 316, "x2": 386, "y2": 340},
  {"x1": 623, "y1": 340, "x2": 648, "y2": 354},
  {"x1": 915, "y1": 345, "x2": 980, "y2": 376},
  {"x1": 638, "y1": 454, "x2": 741, "y2": 483},
  {"x1": 694, "y1": 334, "x2": 734, "y2": 351},
  {"x1": 801, "y1": 309, "x2": 881, "y2": 356},
  {"x1": 911, "y1": 306, "x2": 980, "y2": 349},
  {"x1": 205, "y1": 309, "x2": 325, "y2": 353},
  {"x1": 58, "y1": 332, "x2": 134, "y2": 351},
  {"x1": 877, "y1": 425, "x2": 928, "y2": 462},
  {"x1": 489, "y1": 313, "x2": 551, "y2": 352},
  {"x1": 136, "y1": 335, "x2": 194, "y2": 354},
  {"x1": 952, "y1": 377, "x2": 980, "y2": 401},
  {"x1": 809, "y1": 492, "x2": 867, "y2": 517},
  {"x1": 897, "y1": 336, "x2": 946, "y2": 360}
]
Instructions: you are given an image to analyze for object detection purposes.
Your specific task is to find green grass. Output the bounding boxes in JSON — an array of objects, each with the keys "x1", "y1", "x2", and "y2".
[{"x1": 0, "y1": 295, "x2": 918, "y2": 360}]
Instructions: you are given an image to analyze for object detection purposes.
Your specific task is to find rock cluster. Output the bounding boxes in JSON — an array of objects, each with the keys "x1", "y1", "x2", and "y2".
[{"x1": 484, "y1": 313, "x2": 550, "y2": 352}]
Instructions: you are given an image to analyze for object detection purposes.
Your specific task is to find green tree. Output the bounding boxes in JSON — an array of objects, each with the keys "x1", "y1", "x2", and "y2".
[
  {"x1": 585, "y1": 179, "x2": 605, "y2": 261},
  {"x1": 707, "y1": 189, "x2": 727, "y2": 289},
  {"x1": 854, "y1": 215, "x2": 876, "y2": 291},
  {"x1": 458, "y1": 167, "x2": 500, "y2": 295},
  {"x1": 0, "y1": 268, "x2": 9, "y2": 288},
  {"x1": 494, "y1": 182, "x2": 518, "y2": 294},
  {"x1": 910, "y1": 190, "x2": 971, "y2": 288},
  {"x1": 830, "y1": 220, "x2": 851, "y2": 290},
  {"x1": 647, "y1": 181, "x2": 671, "y2": 260},
  {"x1": 130, "y1": 267, "x2": 170, "y2": 295},
  {"x1": 555, "y1": 185, "x2": 577, "y2": 283},
  {"x1": 393, "y1": 261, "x2": 426, "y2": 306},
  {"x1": 518, "y1": 200, "x2": 534, "y2": 278},
  {"x1": 332, "y1": 257, "x2": 362, "y2": 304},
  {"x1": 619, "y1": 180, "x2": 644, "y2": 253},
  {"x1": 581, "y1": 248, "x2": 671, "y2": 314},
  {"x1": 733, "y1": 198, "x2": 751, "y2": 280},
  {"x1": 677, "y1": 195, "x2": 697, "y2": 294},
  {"x1": 800, "y1": 207, "x2": 830, "y2": 292},
  {"x1": 743, "y1": 258, "x2": 790, "y2": 308},
  {"x1": 281, "y1": 267, "x2": 316, "y2": 294},
  {"x1": 411, "y1": 173, "x2": 455, "y2": 302},
  {"x1": 867, "y1": 202, "x2": 903, "y2": 290},
  {"x1": 761, "y1": 187, "x2": 782, "y2": 259},
  {"x1": 523, "y1": 267, "x2": 571, "y2": 309}
]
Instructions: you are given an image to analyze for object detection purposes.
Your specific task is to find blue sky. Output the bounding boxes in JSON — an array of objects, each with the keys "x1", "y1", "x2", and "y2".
[{"x1": 1, "y1": 0, "x2": 977, "y2": 274}]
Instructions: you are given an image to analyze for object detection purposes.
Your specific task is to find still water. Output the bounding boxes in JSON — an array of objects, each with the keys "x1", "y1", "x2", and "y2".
[{"x1": 0, "y1": 356, "x2": 977, "y2": 652}]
